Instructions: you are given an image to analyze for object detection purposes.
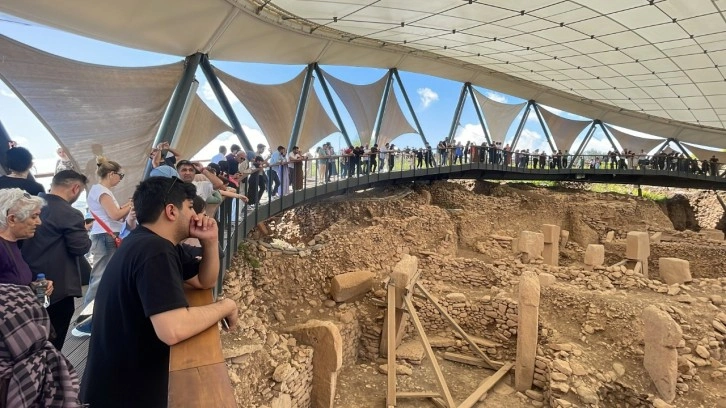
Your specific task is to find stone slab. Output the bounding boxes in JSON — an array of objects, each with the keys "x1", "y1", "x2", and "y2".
[
  {"x1": 659, "y1": 258, "x2": 691, "y2": 285},
  {"x1": 518, "y1": 231, "x2": 544, "y2": 260},
  {"x1": 643, "y1": 306, "x2": 682, "y2": 403},
  {"x1": 286, "y1": 320, "x2": 343, "y2": 408},
  {"x1": 330, "y1": 270, "x2": 375, "y2": 302},
  {"x1": 584, "y1": 244, "x2": 605, "y2": 266},
  {"x1": 560, "y1": 230, "x2": 570, "y2": 246},
  {"x1": 543, "y1": 243, "x2": 559, "y2": 266}
]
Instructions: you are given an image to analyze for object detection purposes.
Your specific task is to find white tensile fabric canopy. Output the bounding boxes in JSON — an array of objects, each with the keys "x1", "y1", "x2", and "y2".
[
  {"x1": 4, "y1": 1, "x2": 726, "y2": 147},
  {"x1": 536, "y1": 106, "x2": 592, "y2": 153},
  {"x1": 472, "y1": 89, "x2": 526, "y2": 144},
  {"x1": 375, "y1": 87, "x2": 417, "y2": 148},
  {"x1": 0, "y1": 34, "x2": 182, "y2": 201},
  {"x1": 215, "y1": 67, "x2": 338, "y2": 152},
  {"x1": 171, "y1": 94, "x2": 233, "y2": 161},
  {"x1": 321, "y1": 70, "x2": 388, "y2": 147},
  {"x1": 682, "y1": 142, "x2": 724, "y2": 161},
  {"x1": 604, "y1": 125, "x2": 667, "y2": 155}
]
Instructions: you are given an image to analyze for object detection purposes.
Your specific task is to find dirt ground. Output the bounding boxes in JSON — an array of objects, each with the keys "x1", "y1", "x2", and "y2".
[{"x1": 223, "y1": 181, "x2": 726, "y2": 408}]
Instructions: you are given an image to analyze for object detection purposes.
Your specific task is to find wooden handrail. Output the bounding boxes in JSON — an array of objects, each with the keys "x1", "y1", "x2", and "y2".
[{"x1": 167, "y1": 289, "x2": 236, "y2": 407}]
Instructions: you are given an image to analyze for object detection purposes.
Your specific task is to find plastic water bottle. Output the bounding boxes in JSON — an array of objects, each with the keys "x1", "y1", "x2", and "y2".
[{"x1": 34, "y1": 274, "x2": 50, "y2": 308}]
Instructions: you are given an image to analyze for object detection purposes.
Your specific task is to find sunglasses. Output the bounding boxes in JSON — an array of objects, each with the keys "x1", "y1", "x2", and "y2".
[
  {"x1": 115, "y1": 172, "x2": 125, "y2": 180},
  {"x1": 163, "y1": 176, "x2": 180, "y2": 204},
  {"x1": 6, "y1": 191, "x2": 32, "y2": 215}
]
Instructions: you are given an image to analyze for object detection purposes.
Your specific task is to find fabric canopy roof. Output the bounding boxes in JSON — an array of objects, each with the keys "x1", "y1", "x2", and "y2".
[
  {"x1": 682, "y1": 142, "x2": 724, "y2": 161},
  {"x1": 472, "y1": 89, "x2": 526, "y2": 144},
  {"x1": 321, "y1": 70, "x2": 387, "y2": 147},
  {"x1": 604, "y1": 125, "x2": 666, "y2": 155},
  {"x1": 172, "y1": 94, "x2": 233, "y2": 160},
  {"x1": 215, "y1": 67, "x2": 338, "y2": 152},
  {"x1": 4, "y1": 1, "x2": 726, "y2": 148},
  {"x1": 0, "y1": 34, "x2": 182, "y2": 201},
  {"x1": 376, "y1": 87, "x2": 417, "y2": 148},
  {"x1": 537, "y1": 106, "x2": 591, "y2": 152}
]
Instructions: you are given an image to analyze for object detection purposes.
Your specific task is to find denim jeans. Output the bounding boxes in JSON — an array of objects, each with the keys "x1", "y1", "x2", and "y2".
[{"x1": 83, "y1": 233, "x2": 118, "y2": 307}]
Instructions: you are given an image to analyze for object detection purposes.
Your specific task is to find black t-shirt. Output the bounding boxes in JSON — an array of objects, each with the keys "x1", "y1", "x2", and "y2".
[
  {"x1": 0, "y1": 175, "x2": 45, "y2": 195},
  {"x1": 80, "y1": 226, "x2": 199, "y2": 408}
]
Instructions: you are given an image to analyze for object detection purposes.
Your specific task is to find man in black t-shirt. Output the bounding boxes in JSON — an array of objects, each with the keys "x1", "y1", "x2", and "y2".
[{"x1": 80, "y1": 177, "x2": 238, "y2": 408}]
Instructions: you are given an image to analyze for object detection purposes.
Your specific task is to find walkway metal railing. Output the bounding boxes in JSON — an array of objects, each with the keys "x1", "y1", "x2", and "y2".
[{"x1": 212, "y1": 150, "x2": 726, "y2": 294}]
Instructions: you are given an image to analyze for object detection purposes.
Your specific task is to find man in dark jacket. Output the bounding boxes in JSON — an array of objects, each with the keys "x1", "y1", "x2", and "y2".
[{"x1": 21, "y1": 170, "x2": 91, "y2": 350}]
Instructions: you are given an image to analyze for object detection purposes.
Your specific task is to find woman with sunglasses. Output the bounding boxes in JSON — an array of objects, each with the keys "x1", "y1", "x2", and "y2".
[{"x1": 74, "y1": 156, "x2": 132, "y2": 337}]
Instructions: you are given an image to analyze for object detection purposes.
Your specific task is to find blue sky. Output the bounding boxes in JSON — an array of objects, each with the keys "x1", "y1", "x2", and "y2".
[{"x1": 0, "y1": 12, "x2": 660, "y2": 174}]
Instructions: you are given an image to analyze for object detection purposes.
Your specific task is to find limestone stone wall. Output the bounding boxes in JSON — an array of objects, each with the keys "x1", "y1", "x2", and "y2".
[{"x1": 335, "y1": 312, "x2": 361, "y2": 367}]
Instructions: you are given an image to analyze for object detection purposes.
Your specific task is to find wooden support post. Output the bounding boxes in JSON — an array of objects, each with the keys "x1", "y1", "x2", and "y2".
[
  {"x1": 404, "y1": 296, "x2": 456, "y2": 408},
  {"x1": 457, "y1": 363, "x2": 514, "y2": 408},
  {"x1": 415, "y1": 282, "x2": 503, "y2": 369},
  {"x1": 387, "y1": 283, "x2": 397, "y2": 408}
]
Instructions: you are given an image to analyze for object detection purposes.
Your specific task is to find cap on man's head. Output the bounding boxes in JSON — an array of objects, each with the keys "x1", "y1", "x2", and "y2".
[{"x1": 150, "y1": 165, "x2": 180, "y2": 178}]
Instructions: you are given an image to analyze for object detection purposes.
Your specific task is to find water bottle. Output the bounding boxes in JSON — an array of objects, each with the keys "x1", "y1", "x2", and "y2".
[{"x1": 34, "y1": 274, "x2": 50, "y2": 308}]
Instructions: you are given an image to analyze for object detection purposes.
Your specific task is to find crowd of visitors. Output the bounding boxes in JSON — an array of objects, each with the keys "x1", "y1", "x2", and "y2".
[{"x1": 0, "y1": 135, "x2": 723, "y2": 407}]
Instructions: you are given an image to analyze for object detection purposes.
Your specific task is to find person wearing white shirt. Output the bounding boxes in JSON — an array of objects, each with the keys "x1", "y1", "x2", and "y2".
[
  {"x1": 379, "y1": 144, "x2": 389, "y2": 172},
  {"x1": 269, "y1": 146, "x2": 289, "y2": 196}
]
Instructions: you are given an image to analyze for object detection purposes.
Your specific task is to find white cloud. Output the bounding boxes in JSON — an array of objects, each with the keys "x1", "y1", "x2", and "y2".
[
  {"x1": 454, "y1": 123, "x2": 486, "y2": 144},
  {"x1": 417, "y1": 87, "x2": 439, "y2": 109},
  {"x1": 516, "y1": 129, "x2": 546, "y2": 151},
  {"x1": 0, "y1": 88, "x2": 17, "y2": 99},
  {"x1": 200, "y1": 80, "x2": 238, "y2": 105},
  {"x1": 581, "y1": 136, "x2": 613, "y2": 155},
  {"x1": 485, "y1": 91, "x2": 507, "y2": 103}
]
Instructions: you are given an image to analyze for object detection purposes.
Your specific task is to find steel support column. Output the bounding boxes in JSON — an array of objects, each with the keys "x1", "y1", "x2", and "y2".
[
  {"x1": 144, "y1": 52, "x2": 202, "y2": 178},
  {"x1": 568, "y1": 121, "x2": 597, "y2": 168},
  {"x1": 509, "y1": 101, "x2": 532, "y2": 151},
  {"x1": 0, "y1": 120, "x2": 12, "y2": 174},
  {"x1": 598, "y1": 122, "x2": 622, "y2": 153},
  {"x1": 446, "y1": 83, "x2": 468, "y2": 144},
  {"x1": 392, "y1": 69, "x2": 428, "y2": 146},
  {"x1": 371, "y1": 70, "x2": 394, "y2": 147},
  {"x1": 288, "y1": 64, "x2": 315, "y2": 153},
  {"x1": 670, "y1": 138, "x2": 691, "y2": 157},
  {"x1": 531, "y1": 102, "x2": 556, "y2": 153},
  {"x1": 467, "y1": 83, "x2": 491, "y2": 144},
  {"x1": 314, "y1": 63, "x2": 353, "y2": 149},
  {"x1": 199, "y1": 54, "x2": 254, "y2": 153}
]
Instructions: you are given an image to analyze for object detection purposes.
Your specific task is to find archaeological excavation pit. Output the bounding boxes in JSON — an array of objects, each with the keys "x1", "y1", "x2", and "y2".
[{"x1": 219, "y1": 181, "x2": 726, "y2": 408}]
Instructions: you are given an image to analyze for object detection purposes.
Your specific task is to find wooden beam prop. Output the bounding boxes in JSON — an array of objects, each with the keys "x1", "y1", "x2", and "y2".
[
  {"x1": 415, "y1": 282, "x2": 503, "y2": 370},
  {"x1": 404, "y1": 296, "x2": 456, "y2": 407},
  {"x1": 457, "y1": 363, "x2": 513, "y2": 408},
  {"x1": 380, "y1": 255, "x2": 419, "y2": 356},
  {"x1": 168, "y1": 289, "x2": 236, "y2": 408}
]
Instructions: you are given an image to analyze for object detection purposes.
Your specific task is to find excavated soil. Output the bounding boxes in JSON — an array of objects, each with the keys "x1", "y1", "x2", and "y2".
[{"x1": 221, "y1": 181, "x2": 726, "y2": 408}]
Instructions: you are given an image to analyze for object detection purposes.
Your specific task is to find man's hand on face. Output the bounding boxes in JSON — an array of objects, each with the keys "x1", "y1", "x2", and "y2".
[{"x1": 188, "y1": 213, "x2": 218, "y2": 243}]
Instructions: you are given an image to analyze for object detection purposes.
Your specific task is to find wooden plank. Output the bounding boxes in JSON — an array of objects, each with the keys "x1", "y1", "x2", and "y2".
[
  {"x1": 168, "y1": 363, "x2": 237, "y2": 408},
  {"x1": 386, "y1": 284, "x2": 397, "y2": 407},
  {"x1": 431, "y1": 398, "x2": 448, "y2": 408},
  {"x1": 169, "y1": 289, "x2": 225, "y2": 372},
  {"x1": 398, "y1": 391, "x2": 441, "y2": 399},
  {"x1": 443, "y1": 352, "x2": 492, "y2": 368},
  {"x1": 415, "y1": 282, "x2": 503, "y2": 370},
  {"x1": 457, "y1": 363, "x2": 514, "y2": 408},
  {"x1": 404, "y1": 296, "x2": 456, "y2": 408}
]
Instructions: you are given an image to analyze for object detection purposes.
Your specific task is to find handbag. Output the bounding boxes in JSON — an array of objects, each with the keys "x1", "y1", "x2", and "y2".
[{"x1": 90, "y1": 211, "x2": 122, "y2": 248}]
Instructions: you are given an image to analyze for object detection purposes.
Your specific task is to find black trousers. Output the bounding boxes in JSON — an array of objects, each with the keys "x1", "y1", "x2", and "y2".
[{"x1": 47, "y1": 296, "x2": 76, "y2": 351}]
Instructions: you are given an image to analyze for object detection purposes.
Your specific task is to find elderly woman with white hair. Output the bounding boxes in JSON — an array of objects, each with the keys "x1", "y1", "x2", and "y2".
[{"x1": 0, "y1": 188, "x2": 52, "y2": 294}]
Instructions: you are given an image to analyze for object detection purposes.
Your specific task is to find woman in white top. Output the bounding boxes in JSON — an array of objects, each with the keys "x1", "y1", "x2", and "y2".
[{"x1": 82, "y1": 156, "x2": 132, "y2": 310}]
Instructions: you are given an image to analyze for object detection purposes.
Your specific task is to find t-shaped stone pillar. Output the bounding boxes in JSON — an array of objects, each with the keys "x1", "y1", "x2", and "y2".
[
  {"x1": 518, "y1": 231, "x2": 544, "y2": 263},
  {"x1": 584, "y1": 244, "x2": 605, "y2": 270},
  {"x1": 515, "y1": 271, "x2": 541, "y2": 391},
  {"x1": 542, "y1": 224, "x2": 560, "y2": 266},
  {"x1": 626, "y1": 231, "x2": 650, "y2": 277}
]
